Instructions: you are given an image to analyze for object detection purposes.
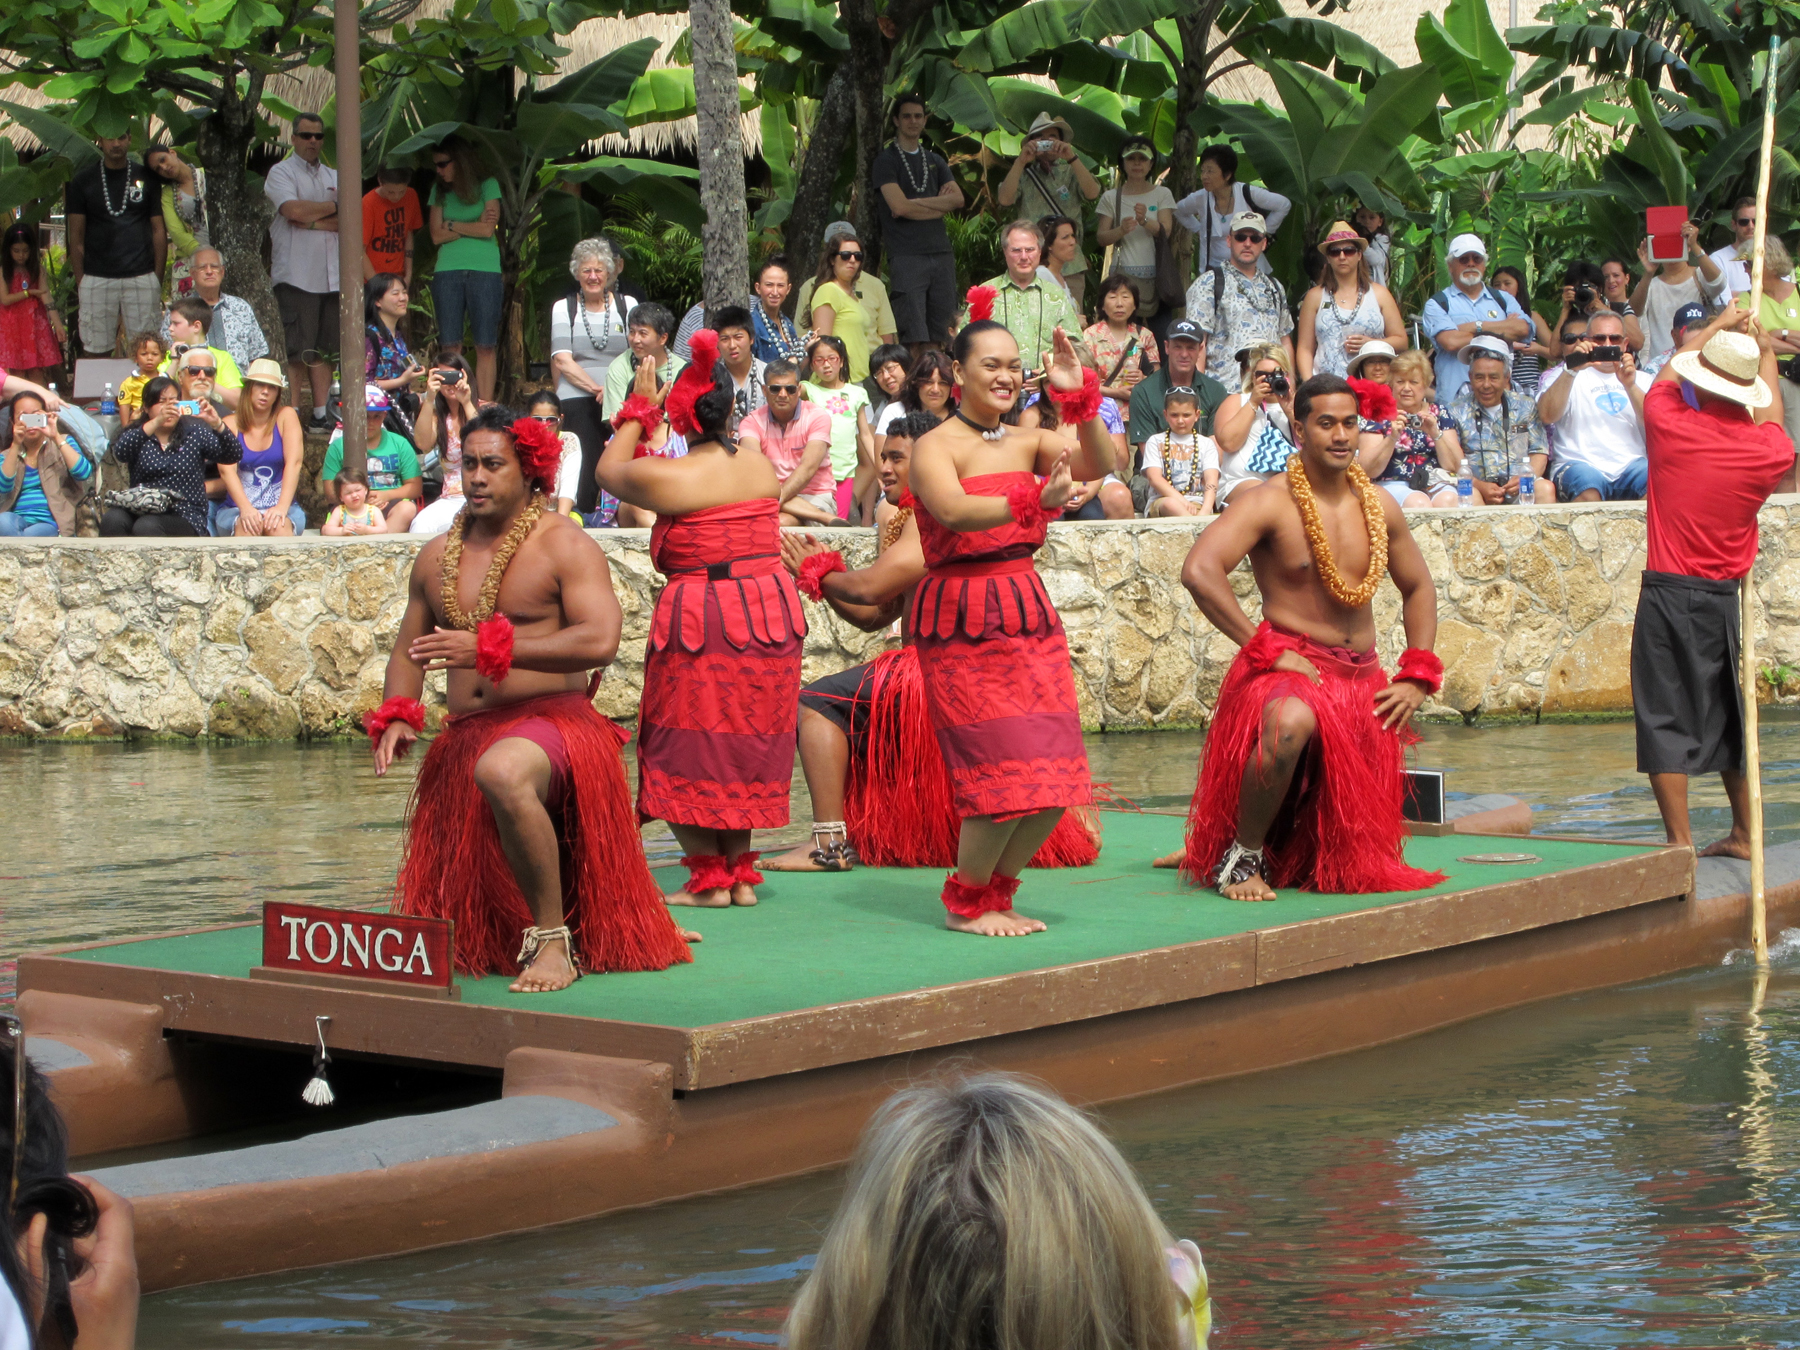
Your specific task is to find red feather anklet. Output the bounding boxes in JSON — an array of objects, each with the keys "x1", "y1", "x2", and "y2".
[
  {"x1": 1046, "y1": 366, "x2": 1103, "y2": 425},
  {"x1": 680, "y1": 854, "x2": 735, "y2": 894},
  {"x1": 363, "y1": 695, "x2": 426, "y2": 744},
  {"x1": 1395, "y1": 647, "x2": 1444, "y2": 694},
  {"x1": 475, "y1": 614, "x2": 515, "y2": 685},
  {"x1": 1238, "y1": 623, "x2": 1300, "y2": 676},
  {"x1": 797, "y1": 550, "x2": 847, "y2": 601},
  {"x1": 730, "y1": 852, "x2": 764, "y2": 887},
  {"x1": 941, "y1": 872, "x2": 1017, "y2": 917},
  {"x1": 1004, "y1": 478, "x2": 1049, "y2": 532}
]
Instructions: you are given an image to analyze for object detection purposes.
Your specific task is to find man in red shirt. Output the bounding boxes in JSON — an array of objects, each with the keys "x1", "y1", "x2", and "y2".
[{"x1": 1636, "y1": 308, "x2": 1792, "y2": 856}]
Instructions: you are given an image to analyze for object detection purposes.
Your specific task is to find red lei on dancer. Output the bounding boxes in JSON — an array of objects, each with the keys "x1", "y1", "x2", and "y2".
[
  {"x1": 839, "y1": 645, "x2": 1099, "y2": 866},
  {"x1": 638, "y1": 497, "x2": 806, "y2": 828},
  {"x1": 395, "y1": 691, "x2": 693, "y2": 975},
  {"x1": 1181, "y1": 622, "x2": 1446, "y2": 894},
  {"x1": 910, "y1": 472, "x2": 1090, "y2": 820}
]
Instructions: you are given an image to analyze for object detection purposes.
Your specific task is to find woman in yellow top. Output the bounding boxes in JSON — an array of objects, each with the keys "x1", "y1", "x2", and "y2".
[
  {"x1": 1736, "y1": 233, "x2": 1800, "y2": 446},
  {"x1": 809, "y1": 230, "x2": 874, "y2": 381}
]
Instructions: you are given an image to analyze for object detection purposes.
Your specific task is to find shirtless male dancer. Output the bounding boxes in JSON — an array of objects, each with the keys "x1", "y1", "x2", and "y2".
[
  {"x1": 368, "y1": 408, "x2": 693, "y2": 992},
  {"x1": 1165, "y1": 372, "x2": 1448, "y2": 900}
]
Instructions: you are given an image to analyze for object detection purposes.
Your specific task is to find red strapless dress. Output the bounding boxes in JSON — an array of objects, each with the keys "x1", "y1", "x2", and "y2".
[
  {"x1": 637, "y1": 498, "x2": 806, "y2": 829},
  {"x1": 910, "y1": 473, "x2": 1090, "y2": 820}
]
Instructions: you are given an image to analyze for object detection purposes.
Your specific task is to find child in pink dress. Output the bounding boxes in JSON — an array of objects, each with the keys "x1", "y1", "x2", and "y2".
[{"x1": 0, "y1": 225, "x2": 63, "y2": 384}]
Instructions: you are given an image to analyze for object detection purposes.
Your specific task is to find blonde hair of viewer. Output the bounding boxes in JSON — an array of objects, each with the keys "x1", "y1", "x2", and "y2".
[
  {"x1": 1237, "y1": 340, "x2": 1292, "y2": 397},
  {"x1": 783, "y1": 1073, "x2": 1184, "y2": 1350},
  {"x1": 1388, "y1": 348, "x2": 1434, "y2": 388}
]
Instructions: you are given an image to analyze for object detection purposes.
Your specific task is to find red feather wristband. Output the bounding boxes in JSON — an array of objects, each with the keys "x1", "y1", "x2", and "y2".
[
  {"x1": 1046, "y1": 365, "x2": 1103, "y2": 424},
  {"x1": 1004, "y1": 478, "x2": 1050, "y2": 532},
  {"x1": 614, "y1": 393, "x2": 664, "y2": 438},
  {"x1": 1238, "y1": 623, "x2": 1300, "y2": 676},
  {"x1": 1395, "y1": 647, "x2": 1443, "y2": 694},
  {"x1": 796, "y1": 550, "x2": 847, "y2": 601},
  {"x1": 363, "y1": 695, "x2": 426, "y2": 743},
  {"x1": 476, "y1": 614, "x2": 515, "y2": 685}
]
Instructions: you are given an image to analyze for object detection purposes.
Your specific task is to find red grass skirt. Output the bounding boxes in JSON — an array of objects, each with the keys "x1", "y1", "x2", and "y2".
[
  {"x1": 843, "y1": 647, "x2": 1099, "y2": 866},
  {"x1": 910, "y1": 558, "x2": 1091, "y2": 820},
  {"x1": 1181, "y1": 625, "x2": 1446, "y2": 894},
  {"x1": 395, "y1": 691, "x2": 693, "y2": 975}
]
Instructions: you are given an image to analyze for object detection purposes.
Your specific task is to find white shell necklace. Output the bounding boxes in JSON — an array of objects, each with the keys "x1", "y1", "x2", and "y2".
[
  {"x1": 955, "y1": 408, "x2": 1006, "y2": 442},
  {"x1": 99, "y1": 162, "x2": 141, "y2": 218},
  {"x1": 900, "y1": 144, "x2": 931, "y2": 196}
]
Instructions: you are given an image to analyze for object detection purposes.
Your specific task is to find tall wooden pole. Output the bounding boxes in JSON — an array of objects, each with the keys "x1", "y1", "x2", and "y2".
[
  {"x1": 690, "y1": 0, "x2": 748, "y2": 312},
  {"x1": 1742, "y1": 35, "x2": 1779, "y2": 969},
  {"x1": 335, "y1": 0, "x2": 366, "y2": 475}
]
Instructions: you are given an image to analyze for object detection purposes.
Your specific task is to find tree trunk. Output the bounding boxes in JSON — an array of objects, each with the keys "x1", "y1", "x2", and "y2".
[
  {"x1": 198, "y1": 111, "x2": 283, "y2": 365},
  {"x1": 787, "y1": 62, "x2": 856, "y2": 279},
  {"x1": 840, "y1": 0, "x2": 887, "y2": 271},
  {"x1": 690, "y1": 0, "x2": 748, "y2": 310}
]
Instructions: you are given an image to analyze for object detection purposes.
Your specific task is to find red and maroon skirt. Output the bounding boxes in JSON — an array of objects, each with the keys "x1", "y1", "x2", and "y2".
[
  {"x1": 395, "y1": 691, "x2": 693, "y2": 975},
  {"x1": 910, "y1": 556, "x2": 1091, "y2": 821}
]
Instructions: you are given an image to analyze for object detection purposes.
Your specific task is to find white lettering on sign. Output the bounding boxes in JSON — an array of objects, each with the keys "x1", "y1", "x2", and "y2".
[
  {"x1": 304, "y1": 921, "x2": 339, "y2": 965},
  {"x1": 375, "y1": 928, "x2": 404, "y2": 972},
  {"x1": 281, "y1": 915, "x2": 307, "y2": 961},
  {"x1": 342, "y1": 923, "x2": 372, "y2": 969},
  {"x1": 403, "y1": 932, "x2": 433, "y2": 976}
]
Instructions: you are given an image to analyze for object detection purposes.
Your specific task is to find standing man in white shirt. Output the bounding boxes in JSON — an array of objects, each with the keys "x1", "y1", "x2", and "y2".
[
  {"x1": 1420, "y1": 233, "x2": 1530, "y2": 401},
  {"x1": 1536, "y1": 310, "x2": 1652, "y2": 501},
  {"x1": 1710, "y1": 196, "x2": 1759, "y2": 297},
  {"x1": 264, "y1": 113, "x2": 341, "y2": 429}
]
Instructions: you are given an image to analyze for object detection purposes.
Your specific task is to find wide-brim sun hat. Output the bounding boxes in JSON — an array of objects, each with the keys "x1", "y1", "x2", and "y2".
[
  {"x1": 1669, "y1": 330, "x2": 1772, "y2": 409},
  {"x1": 1459, "y1": 334, "x2": 1514, "y2": 367},
  {"x1": 1024, "y1": 110, "x2": 1074, "y2": 141},
  {"x1": 1321, "y1": 220, "x2": 1365, "y2": 251},
  {"x1": 1346, "y1": 340, "x2": 1397, "y2": 376},
  {"x1": 241, "y1": 358, "x2": 287, "y2": 390}
]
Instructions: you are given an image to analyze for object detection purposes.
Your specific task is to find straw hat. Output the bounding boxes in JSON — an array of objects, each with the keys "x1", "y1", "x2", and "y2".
[
  {"x1": 1669, "y1": 330, "x2": 1772, "y2": 409},
  {"x1": 241, "y1": 358, "x2": 287, "y2": 390},
  {"x1": 1346, "y1": 339, "x2": 1396, "y2": 376},
  {"x1": 1024, "y1": 110, "x2": 1073, "y2": 142},
  {"x1": 1320, "y1": 220, "x2": 1365, "y2": 251}
]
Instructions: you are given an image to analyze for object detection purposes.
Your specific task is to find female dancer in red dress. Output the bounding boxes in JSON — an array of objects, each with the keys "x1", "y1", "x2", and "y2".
[
  {"x1": 906, "y1": 294, "x2": 1117, "y2": 935},
  {"x1": 598, "y1": 335, "x2": 805, "y2": 907}
]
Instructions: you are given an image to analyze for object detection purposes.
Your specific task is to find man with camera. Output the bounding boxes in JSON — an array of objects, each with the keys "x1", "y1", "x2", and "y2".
[
  {"x1": 1536, "y1": 310, "x2": 1651, "y2": 501},
  {"x1": 997, "y1": 112, "x2": 1101, "y2": 307}
]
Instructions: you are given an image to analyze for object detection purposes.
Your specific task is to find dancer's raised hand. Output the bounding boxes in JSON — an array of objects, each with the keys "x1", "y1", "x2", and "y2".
[{"x1": 1044, "y1": 327, "x2": 1086, "y2": 393}]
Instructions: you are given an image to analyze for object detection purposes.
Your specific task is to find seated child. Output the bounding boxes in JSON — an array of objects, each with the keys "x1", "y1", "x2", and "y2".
[
  {"x1": 321, "y1": 470, "x2": 388, "y2": 536},
  {"x1": 1141, "y1": 386, "x2": 1219, "y2": 517},
  {"x1": 117, "y1": 331, "x2": 165, "y2": 427}
]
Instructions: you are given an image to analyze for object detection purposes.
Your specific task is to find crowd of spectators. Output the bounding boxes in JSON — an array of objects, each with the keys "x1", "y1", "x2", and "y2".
[{"x1": 2, "y1": 104, "x2": 1795, "y2": 543}]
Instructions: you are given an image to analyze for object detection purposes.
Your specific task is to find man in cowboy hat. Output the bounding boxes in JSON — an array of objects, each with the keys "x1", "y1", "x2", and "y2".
[
  {"x1": 1634, "y1": 308, "x2": 1792, "y2": 857},
  {"x1": 997, "y1": 111, "x2": 1101, "y2": 307}
]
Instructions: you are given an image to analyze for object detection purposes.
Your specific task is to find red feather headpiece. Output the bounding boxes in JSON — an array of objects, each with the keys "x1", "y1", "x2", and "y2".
[
  {"x1": 965, "y1": 285, "x2": 997, "y2": 323},
  {"x1": 508, "y1": 417, "x2": 563, "y2": 493},
  {"x1": 667, "y1": 328, "x2": 721, "y2": 438},
  {"x1": 1347, "y1": 377, "x2": 1396, "y2": 423}
]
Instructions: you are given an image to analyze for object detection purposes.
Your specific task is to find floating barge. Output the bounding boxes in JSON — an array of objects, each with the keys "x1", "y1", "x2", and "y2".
[{"x1": 17, "y1": 808, "x2": 1784, "y2": 1291}]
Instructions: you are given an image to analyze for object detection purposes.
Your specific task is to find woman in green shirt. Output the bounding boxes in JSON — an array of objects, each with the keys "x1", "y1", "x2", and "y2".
[
  {"x1": 428, "y1": 137, "x2": 503, "y2": 401},
  {"x1": 808, "y1": 230, "x2": 874, "y2": 382}
]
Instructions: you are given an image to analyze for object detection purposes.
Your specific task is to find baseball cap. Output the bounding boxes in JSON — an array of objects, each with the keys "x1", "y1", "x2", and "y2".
[
  {"x1": 1448, "y1": 232, "x2": 1488, "y2": 260},
  {"x1": 1459, "y1": 334, "x2": 1513, "y2": 367},
  {"x1": 1166, "y1": 318, "x2": 1204, "y2": 343},
  {"x1": 1227, "y1": 211, "x2": 1267, "y2": 236},
  {"x1": 1670, "y1": 301, "x2": 1708, "y2": 336},
  {"x1": 364, "y1": 386, "x2": 392, "y2": 412}
]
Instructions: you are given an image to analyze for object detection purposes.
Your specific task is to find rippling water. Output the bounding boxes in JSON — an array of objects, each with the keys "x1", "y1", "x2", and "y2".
[{"x1": 4, "y1": 722, "x2": 1800, "y2": 1346}]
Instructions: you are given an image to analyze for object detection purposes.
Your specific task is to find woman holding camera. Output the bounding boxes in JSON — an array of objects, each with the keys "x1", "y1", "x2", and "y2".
[
  {"x1": 1211, "y1": 342, "x2": 1298, "y2": 509},
  {"x1": 102, "y1": 376, "x2": 238, "y2": 536},
  {"x1": 410, "y1": 355, "x2": 479, "y2": 534},
  {"x1": 1358, "y1": 349, "x2": 1464, "y2": 508},
  {"x1": 0, "y1": 392, "x2": 91, "y2": 537}
]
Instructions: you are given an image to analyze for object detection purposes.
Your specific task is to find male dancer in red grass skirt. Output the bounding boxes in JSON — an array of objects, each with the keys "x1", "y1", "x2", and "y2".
[
  {"x1": 368, "y1": 408, "x2": 694, "y2": 992},
  {"x1": 765, "y1": 411, "x2": 1099, "y2": 872},
  {"x1": 1160, "y1": 372, "x2": 1447, "y2": 900}
]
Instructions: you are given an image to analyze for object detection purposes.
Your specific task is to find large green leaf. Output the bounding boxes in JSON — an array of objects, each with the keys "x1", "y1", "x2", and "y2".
[
  {"x1": 536, "y1": 37, "x2": 659, "y2": 107},
  {"x1": 1210, "y1": 101, "x2": 1306, "y2": 204},
  {"x1": 555, "y1": 155, "x2": 702, "y2": 234},
  {"x1": 1626, "y1": 77, "x2": 1690, "y2": 207},
  {"x1": 989, "y1": 78, "x2": 1129, "y2": 159},
  {"x1": 955, "y1": 0, "x2": 1187, "y2": 73},
  {"x1": 755, "y1": 0, "x2": 847, "y2": 57},
  {"x1": 1236, "y1": 16, "x2": 1396, "y2": 89},
  {"x1": 1507, "y1": 23, "x2": 1696, "y2": 95},
  {"x1": 617, "y1": 67, "x2": 756, "y2": 126},
  {"x1": 760, "y1": 100, "x2": 796, "y2": 195},
  {"x1": 514, "y1": 98, "x2": 623, "y2": 153},
  {"x1": 0, "y1": 100, "x2": 99, "y2": 167},
  {"x1": 916, "y1": 56, "x2": 1004, "y2": 133},
  {"x1": 1418, "y1": 0, "x2": 1512, "y2": 107}
]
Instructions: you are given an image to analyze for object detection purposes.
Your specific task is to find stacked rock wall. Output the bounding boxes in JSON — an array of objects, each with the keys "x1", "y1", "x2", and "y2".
[{"x1": 4, "y1": 501, "x2": 1798, "y2": 739}]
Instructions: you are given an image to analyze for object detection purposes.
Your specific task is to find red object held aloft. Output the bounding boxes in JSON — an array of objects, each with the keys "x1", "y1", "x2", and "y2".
[
  {"x1": 475, "y1": 614, "x2": 515, "y2": 684},
  {"x1": 796, "y1": 550, "x2": 847, "y2": 601},
  {"x1": 1348, "y1": 377, "x2": 1396, "y2": 423},
  {"x1": 667, "y1": 329, "x2": 721, "y2": 437},
  {"x1": 965, "y1": 285, "x2": 997, "y2": 322}
]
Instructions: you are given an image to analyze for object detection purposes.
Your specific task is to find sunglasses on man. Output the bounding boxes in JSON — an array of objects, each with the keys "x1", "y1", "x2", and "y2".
[
  {"x1": 1737, "y1": 217, "x2": 1757, "y2": 227},
  {"x1": 765, "y1": 382, "x2": 800, "y2": 395},
  {"x1": 294, "y1": 131, "x2": 325, "y2": 141},
  {"x1": 186, "y1": 365, "x2": 217, "y2": 375},
  {"x1": 1231, "y1": 231, "x2": 1264, "y2": 243}
]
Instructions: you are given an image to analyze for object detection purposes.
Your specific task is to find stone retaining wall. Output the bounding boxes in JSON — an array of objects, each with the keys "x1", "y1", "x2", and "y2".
[{"x1": 6, "y1": 500, "x2": 1800, "y2": 739}]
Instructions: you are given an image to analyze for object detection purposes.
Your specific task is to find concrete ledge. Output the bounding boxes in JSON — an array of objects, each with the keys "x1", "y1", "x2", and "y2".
[{"x1": 7, "y1": 498, "x2": 1800, "y2": 737}]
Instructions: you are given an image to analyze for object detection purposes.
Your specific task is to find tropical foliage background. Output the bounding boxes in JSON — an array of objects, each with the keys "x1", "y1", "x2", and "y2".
[{"x1": 0, "y1": 0, "x2": 1791, "y2": 389}]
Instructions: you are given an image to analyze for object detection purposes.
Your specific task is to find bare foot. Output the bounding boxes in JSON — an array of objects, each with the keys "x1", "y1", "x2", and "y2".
[
  {"x1": 1153, "y1": 848, "x2": 1184, "y2": 869},
  {"x1": 666, "y1": 885, "x2": 730, "y2": 908},
  {"x1": 679, "y1": 927, "x2": 703, "y2": 944},
  {"x1": 509, "y1": 942, "x2": 578, "y2": 993},
  {"x1": 731, "y1": 880, "x2": 759, "y2": 906},
  {"x1": 761, "y1": 842, "x2": 828, "y2": 872},
  {"x1": 1220, "y1": 874, "x2": 1277, "y2": 902},
  {"x1": 1698, "y1": 836, "x2": 1753, "y2": 860},
  {"x1": 946, "y1": 908, "x2": 1047, "y2": 937}
]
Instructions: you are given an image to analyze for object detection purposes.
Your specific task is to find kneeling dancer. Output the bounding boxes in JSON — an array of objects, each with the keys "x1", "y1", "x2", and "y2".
[
  {"x1": 767, "y1": 413, "x2": 1098, "y2": 871},
  {"x1": 599, "y1": 336, "x2": 806, "y2": 906},
  {"x1": 369, "y1": 408, "x2": 693, "y2": 992},
  {"x1": 904, "y1": 296, "x2": 1113, "y2": 936},
  {"x1": 1171, "y1": 373, "x2": 1447, "y2": 899}
]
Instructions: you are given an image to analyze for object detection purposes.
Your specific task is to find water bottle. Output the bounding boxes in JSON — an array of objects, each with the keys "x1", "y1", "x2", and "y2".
[
  {"x1": 1517, "y1": 464, "x2": 1535, "y2": 504},
  {"x1": 1456, "y1": 456, "x2": 1473, "y2": 506},
  {"x1": 98, "y1": 381, "x2": 121, "y2": 443}
]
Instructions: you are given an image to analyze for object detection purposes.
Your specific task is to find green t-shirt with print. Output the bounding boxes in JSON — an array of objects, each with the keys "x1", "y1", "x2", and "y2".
[{"x1": 323, "y1": 428, "x2": 422, "y2": 493}]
